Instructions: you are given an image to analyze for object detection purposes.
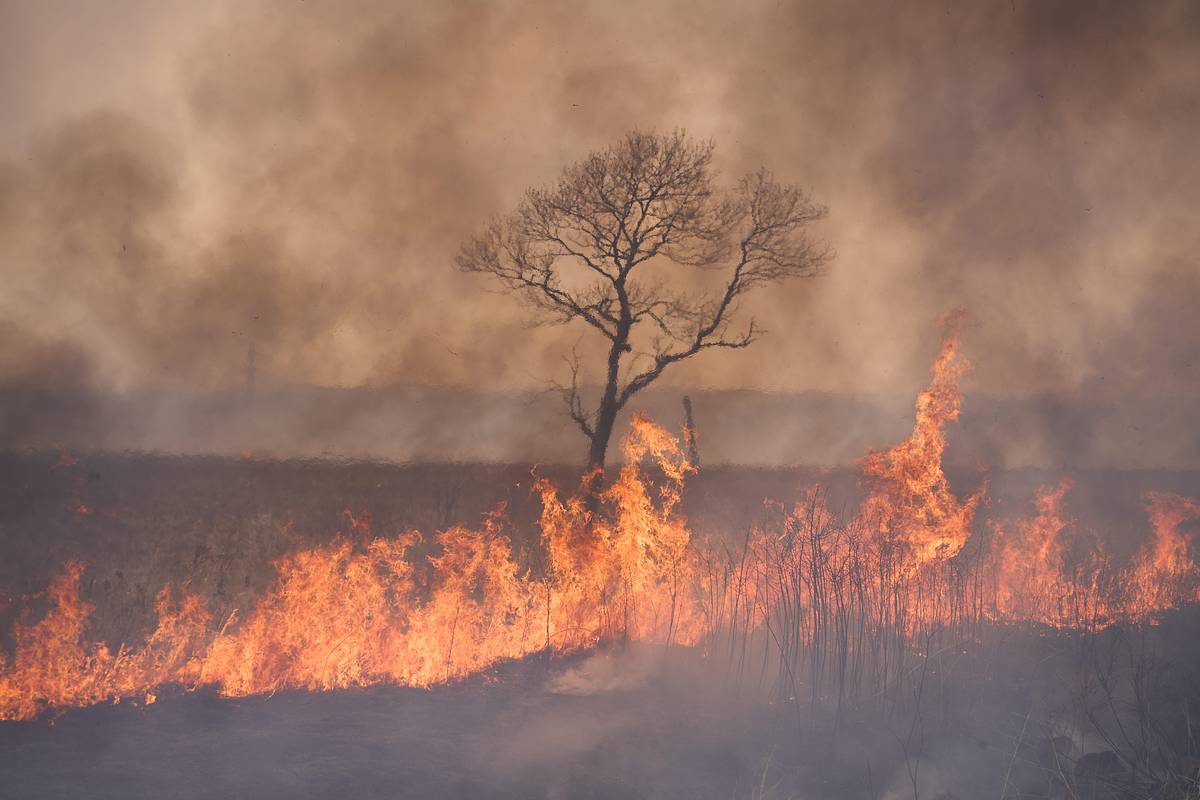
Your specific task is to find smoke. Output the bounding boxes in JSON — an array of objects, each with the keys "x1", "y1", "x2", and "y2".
[
  {"x1": 2, "y1": 0, "x2": 1198, "y2": 463},
  {"x1": 545, "y1": 647, "x2": 660, "y2": 696}
]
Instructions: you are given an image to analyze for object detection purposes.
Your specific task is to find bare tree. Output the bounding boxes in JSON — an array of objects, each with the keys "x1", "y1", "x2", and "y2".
[{"x1": 457, "y1": 130, "x2": 830, "y2": 479}]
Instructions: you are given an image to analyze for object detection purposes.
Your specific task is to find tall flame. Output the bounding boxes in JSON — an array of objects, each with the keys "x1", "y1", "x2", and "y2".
[
  {"x1": 859, "y1": 311, "x2": 984, "y2": 567},
  {"x1": 3, "y1": 319, "x2": 1200, "y2": 720},
  {"x1": 989, "y1": 479, "x2": 1111, "y2": 627},
  {"x1": 1126, "y1": 492, "x2": 1200, "y2": 617}
]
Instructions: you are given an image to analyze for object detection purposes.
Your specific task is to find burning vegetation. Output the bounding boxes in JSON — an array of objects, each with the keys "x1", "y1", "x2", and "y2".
[{"x1": 2, "y1": 320, "x2": 1198, "y2": 725}]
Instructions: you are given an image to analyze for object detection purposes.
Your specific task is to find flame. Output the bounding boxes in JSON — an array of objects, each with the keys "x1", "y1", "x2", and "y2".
[
  {"x1": 0, "y1": 564, "x2": 210, "y2": 720},
  {"x1": 1125, "y1": 492, "x2": 1200, "y2": 617},
  {"x1": 4, "y1": 318, "x2": 1200, "y2": 720},
  {"x1": 859, "y1": 312, "x2": 984, "y2": 568},
  {"x1": 988, "y1": 479, "x2": 1112, "y2": 627},
  {"x1": 0, "y1": 415, "x2": 703, "y2": 718},
  {"x1": 199, "y1": 532, "x2": 421, "y2": 695}
]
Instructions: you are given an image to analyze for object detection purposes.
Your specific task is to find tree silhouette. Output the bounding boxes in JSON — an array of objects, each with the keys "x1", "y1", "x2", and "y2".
[{"x1": 457, "y1": 130, "x2": 830, "y2": 479}]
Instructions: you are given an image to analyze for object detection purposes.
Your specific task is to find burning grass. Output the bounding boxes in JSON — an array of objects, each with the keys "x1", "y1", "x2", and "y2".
[{"x1": 3, "y1": 322, "x2": 1199, "y2": 730}]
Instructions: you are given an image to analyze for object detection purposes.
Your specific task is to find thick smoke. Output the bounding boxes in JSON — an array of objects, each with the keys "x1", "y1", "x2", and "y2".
[{"x1": 1, "y1": 0, "x2": 1198, "y2": 465}]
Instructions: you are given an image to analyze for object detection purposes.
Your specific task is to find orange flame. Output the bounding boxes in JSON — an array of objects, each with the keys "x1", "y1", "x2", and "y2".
[
  {"x1": 988, "y1": 479, "x2": 1112, "y2": 627},
  {"x1": 1125, "y1": 492, "x2": 1200, "y2": 618},
  {"x1": 859, "y1": 312, "x2": 984, "y2": 568},
  {"x1": 0, "y1": 564, "x2": 210, "y2": 720},
  {"x1": 4, "y1": 318, "x2": 1200, "y2": 720}
]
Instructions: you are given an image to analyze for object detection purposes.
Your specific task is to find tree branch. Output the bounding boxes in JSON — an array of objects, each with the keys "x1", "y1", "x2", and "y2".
[{"x1": 456, "y1": 129, "x2": 831, "y2": 469}]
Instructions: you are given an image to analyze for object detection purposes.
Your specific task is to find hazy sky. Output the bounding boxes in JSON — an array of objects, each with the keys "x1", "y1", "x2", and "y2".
[{"x1": 3, "y1": 0, "x2": 1198, "y2": 402}]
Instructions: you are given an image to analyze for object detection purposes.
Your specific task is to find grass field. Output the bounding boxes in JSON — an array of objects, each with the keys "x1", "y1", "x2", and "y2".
[{"x1": 2, "y1": 451, "x2": 1199, "y2": 798}]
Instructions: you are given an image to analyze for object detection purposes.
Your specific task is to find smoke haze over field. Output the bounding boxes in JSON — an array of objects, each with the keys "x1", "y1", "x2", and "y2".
[{"x1": 2, "y1": 0, "x2": 1199, "y2": 463}]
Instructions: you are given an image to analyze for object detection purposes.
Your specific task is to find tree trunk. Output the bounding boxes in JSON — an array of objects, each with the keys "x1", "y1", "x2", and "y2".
[
  {"x1": 581, "y1": 406, "x2": 615, "y2": 505},
  {"x1": 583, "y1": 330, "x2": 628, "y2": 492},
  {"x1": 682, "y1": 395, "x2": 700, "y2": 467},
  {"x1": 586, "y1": 396, "x2": 619, "y2": 474}
]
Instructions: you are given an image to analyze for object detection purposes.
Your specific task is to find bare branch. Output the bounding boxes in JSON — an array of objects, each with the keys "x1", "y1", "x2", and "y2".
[
  {"x1": 549, "y1": 345, "x2": 594, "y2": 439},
  {"x1": 456, "y1": 129, "x2": 831, "y2": 471}
]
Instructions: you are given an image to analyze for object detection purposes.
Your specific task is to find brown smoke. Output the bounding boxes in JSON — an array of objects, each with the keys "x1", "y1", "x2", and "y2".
[{"x1": 1, "y1": 0, "x2": 1198, "y2": 454}]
